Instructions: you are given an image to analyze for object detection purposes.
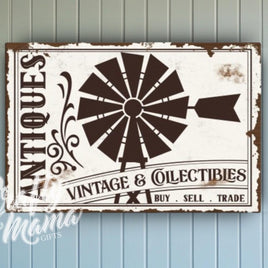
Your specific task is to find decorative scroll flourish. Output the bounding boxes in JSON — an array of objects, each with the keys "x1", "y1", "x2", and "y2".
[{"x1": 48, "y1": 72, "x2": 83, "y2": 175}]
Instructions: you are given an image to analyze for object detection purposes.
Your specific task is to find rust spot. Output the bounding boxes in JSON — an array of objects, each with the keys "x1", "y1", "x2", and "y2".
[
  {"x1": 39, "y1": 178, "x2": 58, "y2": 189},
  {"x1": 203, "y1": 179, "x2": 219, "y2": 186},
  {"x1": 218, "y1": 64, "x2": 244, "y2": 83},
  {"x1": 140, "y1": 42, "x2": 154, "y2": 49}
]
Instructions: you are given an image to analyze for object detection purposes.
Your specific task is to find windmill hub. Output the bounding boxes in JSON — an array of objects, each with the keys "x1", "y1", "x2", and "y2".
[{"x1": 124, "y1": 98, "x2": 142, "y2": 117}]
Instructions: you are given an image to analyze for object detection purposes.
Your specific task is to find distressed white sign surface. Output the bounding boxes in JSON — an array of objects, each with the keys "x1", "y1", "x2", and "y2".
[{"x1": 6, "y1": 42, "x2": 261, "y2": 212}]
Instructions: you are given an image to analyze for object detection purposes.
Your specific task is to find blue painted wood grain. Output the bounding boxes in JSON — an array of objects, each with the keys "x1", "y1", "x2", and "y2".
[
  {"x1": 170, "y1": 213, "x2": 193, "y2": 268},
  {"x1": 80, "y1": 213, "x2": 101, "y2": 268},
  {"x1": 31, "y1": 2, "x2": 55, "y2": 268},
  {"x1": 79, "y1": 3, "x2": 103, "y2": 267},
  {"x1": 240, "y1": 2, "x2": 263, "y2": 268},
  {"x1": 80, "y1": 0, "x2": 101, "y2": 42},
  {"x1": 170, "y1": 0, "x2": 192, "y2": 42},
  {"x1": 124, "y1": 213, "x2": 146, "y2": 268},
  {"x1": 0, "y1": 1, "x2": 11, "y2": 267},
  {"x1": 148, "y1": 0, "x2": 169, "y2": 41},
  {"x1": 192, "y1": 2, "x2": 218, "y2": 267},
  {"x1": 9, "y1": 1, "x2": 32, "y2": 267},
  {"x1": 146, "y1": 2, "x2": 171, "y2": 267},
  {"x1": 147, "y1": 213, "x2": 169, "y2": 268},
  {"x1": 169, "y1": 3, "x2": 193, "y2": 267},
  {"x1": 0, "y1": 1, "x2": 266, "y2": 268},
  {"x1": 125, "y1": 0, "x2": 146, "y2": 42},
  {"x1": 102, "y1": 0, "x2": 123, "y2": 42},
  {"x1": 55, "y1": 2, "x2": 80, "y2": 268},
  {"x1": 124, "y1": 3, "x2": 147, "y2": 267},
  {"x1": 217, "y1": 2, "x2": 240, "y2": 267},
  {"x1": 101, "y1": 213, "x2": 123, "y2": 268}
]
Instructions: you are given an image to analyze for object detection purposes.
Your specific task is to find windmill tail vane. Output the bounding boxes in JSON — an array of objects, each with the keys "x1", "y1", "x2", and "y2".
[
  {"x1": 77, "y1": 52, "x2": 240, "y2": 172},
  {"x1": 189, "y1": 94, "x2": 240, "y2": 122}
]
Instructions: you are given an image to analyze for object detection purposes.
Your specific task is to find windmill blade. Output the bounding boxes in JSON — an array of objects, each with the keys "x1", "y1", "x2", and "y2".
[
  {"x1": 142, "y1": 113, "x2": 187, "y2": 143},
  {"x1": 96, "y1": 58, "x2": 129, "y2": 99},
  {"x1": 194, "y1": 94, "x2": 240, "y2": 122},
  {"x1": 98, "y1": 116, "x2": 128, "y2": 161},
  {"x1": 138, "y1": 55, "x2": 168, "y2": 100},
  {"x1": 121, "y1": 117, "x2": 145, "y2": 162},
  {"x1": 137, "y1": 118, "x2": 171, "y2": 158},
  {"x1": 144, "y1": 96, "x2": 189, "y2": 119},
  {"x1": 77, "y1": 98, "x2": 122, "y2": 120},
  {"x1": 79, "y1": 73, "x2": 124, "y2": 103},
  {"x1": 143, "y1": 71, "x2": 184, "y2": 104},
  {"x1": 121, "y1": 53, "x2": 144, "y2": 97},
  {"x1": 82, "y1": 111, "x2": 124, "y2": 145}
]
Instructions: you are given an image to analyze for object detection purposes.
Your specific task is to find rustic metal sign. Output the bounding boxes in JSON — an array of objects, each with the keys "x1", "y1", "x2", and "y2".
[{"x1": 6, "y1": 42, "x2": 261, "y2": 212}]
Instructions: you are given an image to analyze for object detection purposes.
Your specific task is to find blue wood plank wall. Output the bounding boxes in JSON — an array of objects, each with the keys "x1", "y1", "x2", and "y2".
[{"x1": 0, "y1": 0, "x2": 266, "y2": 267}]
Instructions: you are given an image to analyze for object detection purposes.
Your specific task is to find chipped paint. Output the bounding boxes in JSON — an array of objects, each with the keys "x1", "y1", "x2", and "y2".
[{"x1": 217, "y1": 64, "x2": 244, "y2": 83}]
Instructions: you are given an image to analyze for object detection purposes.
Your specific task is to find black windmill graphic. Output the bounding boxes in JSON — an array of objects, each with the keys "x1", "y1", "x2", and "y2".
[{"x1": 77, "y1": 53, "x2": 240, "y2": 172}]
